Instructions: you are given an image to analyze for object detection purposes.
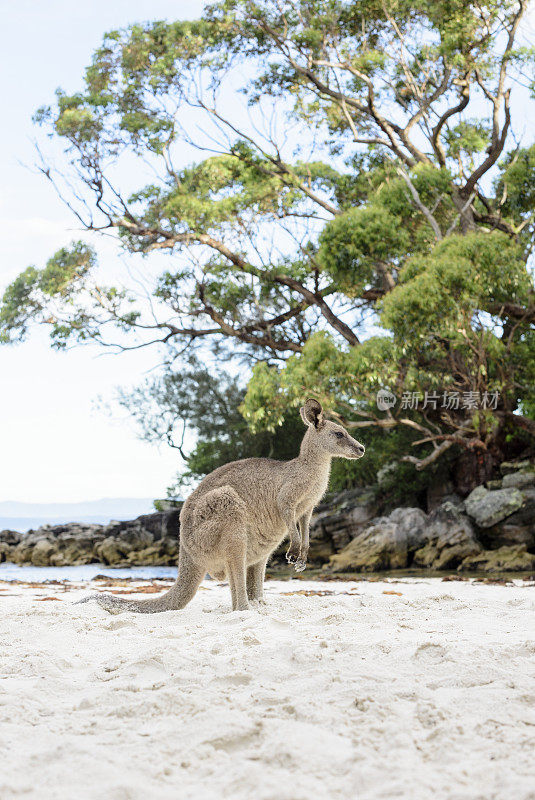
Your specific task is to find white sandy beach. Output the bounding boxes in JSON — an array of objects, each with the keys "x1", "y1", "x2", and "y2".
[{"x1": 1, "y1": 577, "x2": 534, "y2": 800}]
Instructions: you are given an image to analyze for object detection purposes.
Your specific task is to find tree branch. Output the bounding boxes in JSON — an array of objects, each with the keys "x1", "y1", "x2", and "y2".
[
  {"x1": 431, "y1": 81, "x2": 470, "y2": 167},
  {"x1": 118, "y1": 219, "x2": 360, "y2": 346},
  {"x1": 396, "y1": 166, "x2": 443, "y2": 240},
  {"x1": 273, "y1": 274, "x2": 360, "y2": 345},
  {"x1": 401, "y1": 439, "x2": 455, "y2": 469}
]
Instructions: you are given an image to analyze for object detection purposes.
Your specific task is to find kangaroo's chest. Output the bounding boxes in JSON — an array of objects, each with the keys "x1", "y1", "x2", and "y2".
[{"x1": 298, "y1": 471, "x2": 330, "y2": 511}]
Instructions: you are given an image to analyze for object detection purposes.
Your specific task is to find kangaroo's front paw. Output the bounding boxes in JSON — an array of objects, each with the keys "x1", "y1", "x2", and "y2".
[
  {"x1": 286, "y1": 546, "x2": 299, "y2": 564},
  {"x1": 294, "y1": 558, "x2": 307, "y2": 572}
]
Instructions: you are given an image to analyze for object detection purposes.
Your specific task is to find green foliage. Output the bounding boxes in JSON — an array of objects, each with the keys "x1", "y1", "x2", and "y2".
[
  {"x1": 319, "y1": 206, "x2": 410, "y2": 295},
  {"x1": 0, "y1": 243, "x2": 96, "y2": 345},
  {"x1": 381, "y1": 231, "x2": 530, "y2": 339},
  {"x1": 444, "y1": 121, "x2": 490, "y2": 161},
  {"x1": 496, "y1": 144, "x2": 535, "y2": 222}
]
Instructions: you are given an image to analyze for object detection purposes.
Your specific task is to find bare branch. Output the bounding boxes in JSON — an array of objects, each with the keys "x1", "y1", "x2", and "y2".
[
  {"x1": 395, "y1": 166, "x2": 443, "y2": 240},
  {"x1": 273, "y1": 274, "x2": 360, "y2": 346},
  {"x1": 445, "y1": 191, "x2": 476, "y2": 236},
  {"x1": 431, "y1": 81, "x2": 470, "y2": 167},
  {"x1": 401, "y1": 439, "x2": 455, "y2": 469}
]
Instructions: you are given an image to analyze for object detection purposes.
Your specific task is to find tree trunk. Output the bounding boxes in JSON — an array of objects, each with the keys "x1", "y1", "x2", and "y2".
[{"x1": 453, "y1": 450, "x2": 494, "y2": 496}]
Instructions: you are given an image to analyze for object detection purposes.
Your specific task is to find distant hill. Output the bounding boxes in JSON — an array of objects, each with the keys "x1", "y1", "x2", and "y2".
[{"x1": 0, "y1": 498, "x2": 155, "y2": 533}]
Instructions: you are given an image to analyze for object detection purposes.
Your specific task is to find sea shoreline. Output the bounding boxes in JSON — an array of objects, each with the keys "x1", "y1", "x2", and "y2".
[{"x1": 1, "y1": 561, "x2": 534, "y2": 586}]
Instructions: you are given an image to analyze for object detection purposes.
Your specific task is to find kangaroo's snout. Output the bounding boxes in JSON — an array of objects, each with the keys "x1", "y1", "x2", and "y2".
[{"x1": 346, "y1": 440, "x2": 365, "y2": 459}]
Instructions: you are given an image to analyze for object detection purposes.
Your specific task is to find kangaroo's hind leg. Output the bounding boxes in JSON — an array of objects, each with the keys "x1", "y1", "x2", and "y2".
[
  {"x1": 227, "y1": 543, "x2": 249, "y2": 611},
  {"x1": 186, "y1": 485, "x2": 250, "y2": 611},
  {"x1": 247, "y1": 559, "x2": 267, "y2": 603}
]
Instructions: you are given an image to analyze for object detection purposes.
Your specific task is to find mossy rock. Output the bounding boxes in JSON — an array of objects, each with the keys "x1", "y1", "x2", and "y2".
[
  {"x1": 465, "y1": 486, "x2": 524, "y2": 528},
  {"x1": 459, "y1": 545, "x2": 535, "y2": 572}
]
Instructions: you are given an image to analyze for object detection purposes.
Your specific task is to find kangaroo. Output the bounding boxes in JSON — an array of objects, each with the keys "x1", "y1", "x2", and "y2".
[{"x1": 78, "y1": 399, "x2": 365, "y2": 614}]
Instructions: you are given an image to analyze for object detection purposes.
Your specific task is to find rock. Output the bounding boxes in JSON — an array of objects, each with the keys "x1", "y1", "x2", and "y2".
[
  {"x1": 308, "y1": 487, "x2": 379, "y2": 555},
  {"x1": 464, "y1": 486, "x2": 524, "y2": 528},
  {"x1": 162, "y1": 509, "x2": 181, "y2": 537},
  {"x1": 11, "y1": 541, "x2": 33, "y2": 564},
  {"x1": 160, "y1": 535, "x2": 177, "y2": 556},
  {"x1": 106, "y1": 514, "x2": 163, "y2": 543},
  {"x1": 0, "y1": 530, "x2": 21, "y2": 545},
  {"x1": 388, "y1": 507, "x2": 428, "y2": 549},
  {"x1": 330, "y1": 520, "x2": 405, "y2": 572},
  {"x1": 124, "y1": 535, "x2": 179, "y2": 566},
  {"x1": 505, "y1": 488, "x2": 535, "y2": 527},
  {"x1": 0, "y1": 530, "x2": 20, "y2": 563},
  {"x1": 127, "y1": 544, "x2": 174, "y2": 566},
  {"x1": 330, "y1": 507, "x2": 426, "y2": 573},
  {"x1": 481, "y1": 522, "x2": 534, "y2": 549},
  {"x1": 307, "y1": 539, "x2": 334, "y2": 564},
  {"x1": 502, "y1": 470, "x2": 535, "y2": 489},
  {"x1": 96, "y1": 537, "x2": 125, "y2": 565},
  {"x1": 0, "y1": 543, "x2": 13, "y2": 562},
  {"x1": 61, "y1": 535, "x2": 98, "y2": 564},
  {"x1": 500, "y1": 460, "x2": 532, "y2": 475},
  {"x1": 426, "y1": 478, "x2": 458, "y2": 511},
  {"x1": 413, "y1": 502, "x2": 481, "y2": 570},
  {"x1": 31, "y1": 539, "x2": 57, "y2": 567},
  {"x1": 1, "y1": 512, "x2": 174, "y2": 568},
  {"x1": 481, "y1": 487, "x2": 535, "y2": 550},
  {"x1": 460, "y1": 545, "x2": 535, "y2": 573},
  {"x1": 116, "y1": 527, "x2": 154, "y2": 550}
]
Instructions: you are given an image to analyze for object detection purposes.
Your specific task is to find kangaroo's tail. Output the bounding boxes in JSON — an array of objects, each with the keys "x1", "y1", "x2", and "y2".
[{"x1": 75, "y1": 548, "x2": 205, "y2": 614}]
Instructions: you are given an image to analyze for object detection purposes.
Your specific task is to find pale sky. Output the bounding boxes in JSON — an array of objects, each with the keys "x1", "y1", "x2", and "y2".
[{"x1": 0, "y1": 0, "x2": 206, "y2": 503}]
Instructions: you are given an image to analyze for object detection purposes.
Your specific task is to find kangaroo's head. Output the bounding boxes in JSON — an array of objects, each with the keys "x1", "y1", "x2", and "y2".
[{"x1": 300, "y1": 398, "x2": 365, "y2": 459}]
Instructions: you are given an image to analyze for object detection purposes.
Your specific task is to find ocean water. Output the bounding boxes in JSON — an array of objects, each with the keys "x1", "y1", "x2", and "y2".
[{"x1": 0, "y1": 563, "x2": 178, "y2": 582}]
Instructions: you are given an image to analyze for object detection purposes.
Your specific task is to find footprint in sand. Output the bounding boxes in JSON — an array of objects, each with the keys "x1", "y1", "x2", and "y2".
[
  {"x1": 101, "y1": 618, "x2": 136, "y2": 631},
  {"x1": 413, "y1": 642, "x2": 448, "y2": 664},
  {"x1": 206, "y1": 722, "x2": 262, "y2": 753},
  {"x1": 215, "y1": 673, "x2": 252, "y2": 686},
  {"x1": 94, "y1": 655, "x2": 167, "y2": 688},
  {"x1": 416, "y1": 700, "x2": 446, "y2": 729}
]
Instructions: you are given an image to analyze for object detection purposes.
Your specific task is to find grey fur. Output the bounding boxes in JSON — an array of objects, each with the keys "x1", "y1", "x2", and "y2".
[{"x1": 77, "y1": 399, "x2": 365, "y2": 614}]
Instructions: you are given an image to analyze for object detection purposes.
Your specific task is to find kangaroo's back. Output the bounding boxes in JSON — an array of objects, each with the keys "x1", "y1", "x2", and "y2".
[{"x1": 184, "y1": 456, "x2": 292, "y2": 510}]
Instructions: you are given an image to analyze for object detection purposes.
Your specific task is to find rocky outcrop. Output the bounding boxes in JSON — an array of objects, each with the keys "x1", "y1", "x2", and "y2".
[
  {"x1": 326, "y1": 460, "x2": 534, "y2": 574},
  {"x1": 329, "y1": 502, "x2": 483, "y2": 573},
  {"x1": 412, "y1": 502, "x2": 482, "y2": 570},
  {"x1": 307, "y1": 487, "x2": 379, "y2": 556},
  {"x1": 478, "y1": 489, "x2": 535, "y2": 549},
  {"x1": 329, "y1": 507, "x2": 426, "y2": 572},
  {"x1": 0, "y1": 509, "x2": 181, "y2": 567},
  {"x1": 502, "y1": 470, "x2": 535, "y2": 489}
]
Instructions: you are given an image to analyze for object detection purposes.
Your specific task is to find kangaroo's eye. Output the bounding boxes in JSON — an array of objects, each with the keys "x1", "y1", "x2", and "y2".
[{"x1": 334, "y1": 431, "x2": 344, "y2": 439}]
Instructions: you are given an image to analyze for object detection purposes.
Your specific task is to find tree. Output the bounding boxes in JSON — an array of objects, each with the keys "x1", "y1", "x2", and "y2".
[{"x1": 1, "y1": 0, "x2": 534, "y2": 483}]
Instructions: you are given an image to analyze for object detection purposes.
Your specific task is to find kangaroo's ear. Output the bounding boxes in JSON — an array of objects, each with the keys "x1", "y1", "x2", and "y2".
[{"x1": 300, "y1": 398, "x2": 324, "y2": 429}]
